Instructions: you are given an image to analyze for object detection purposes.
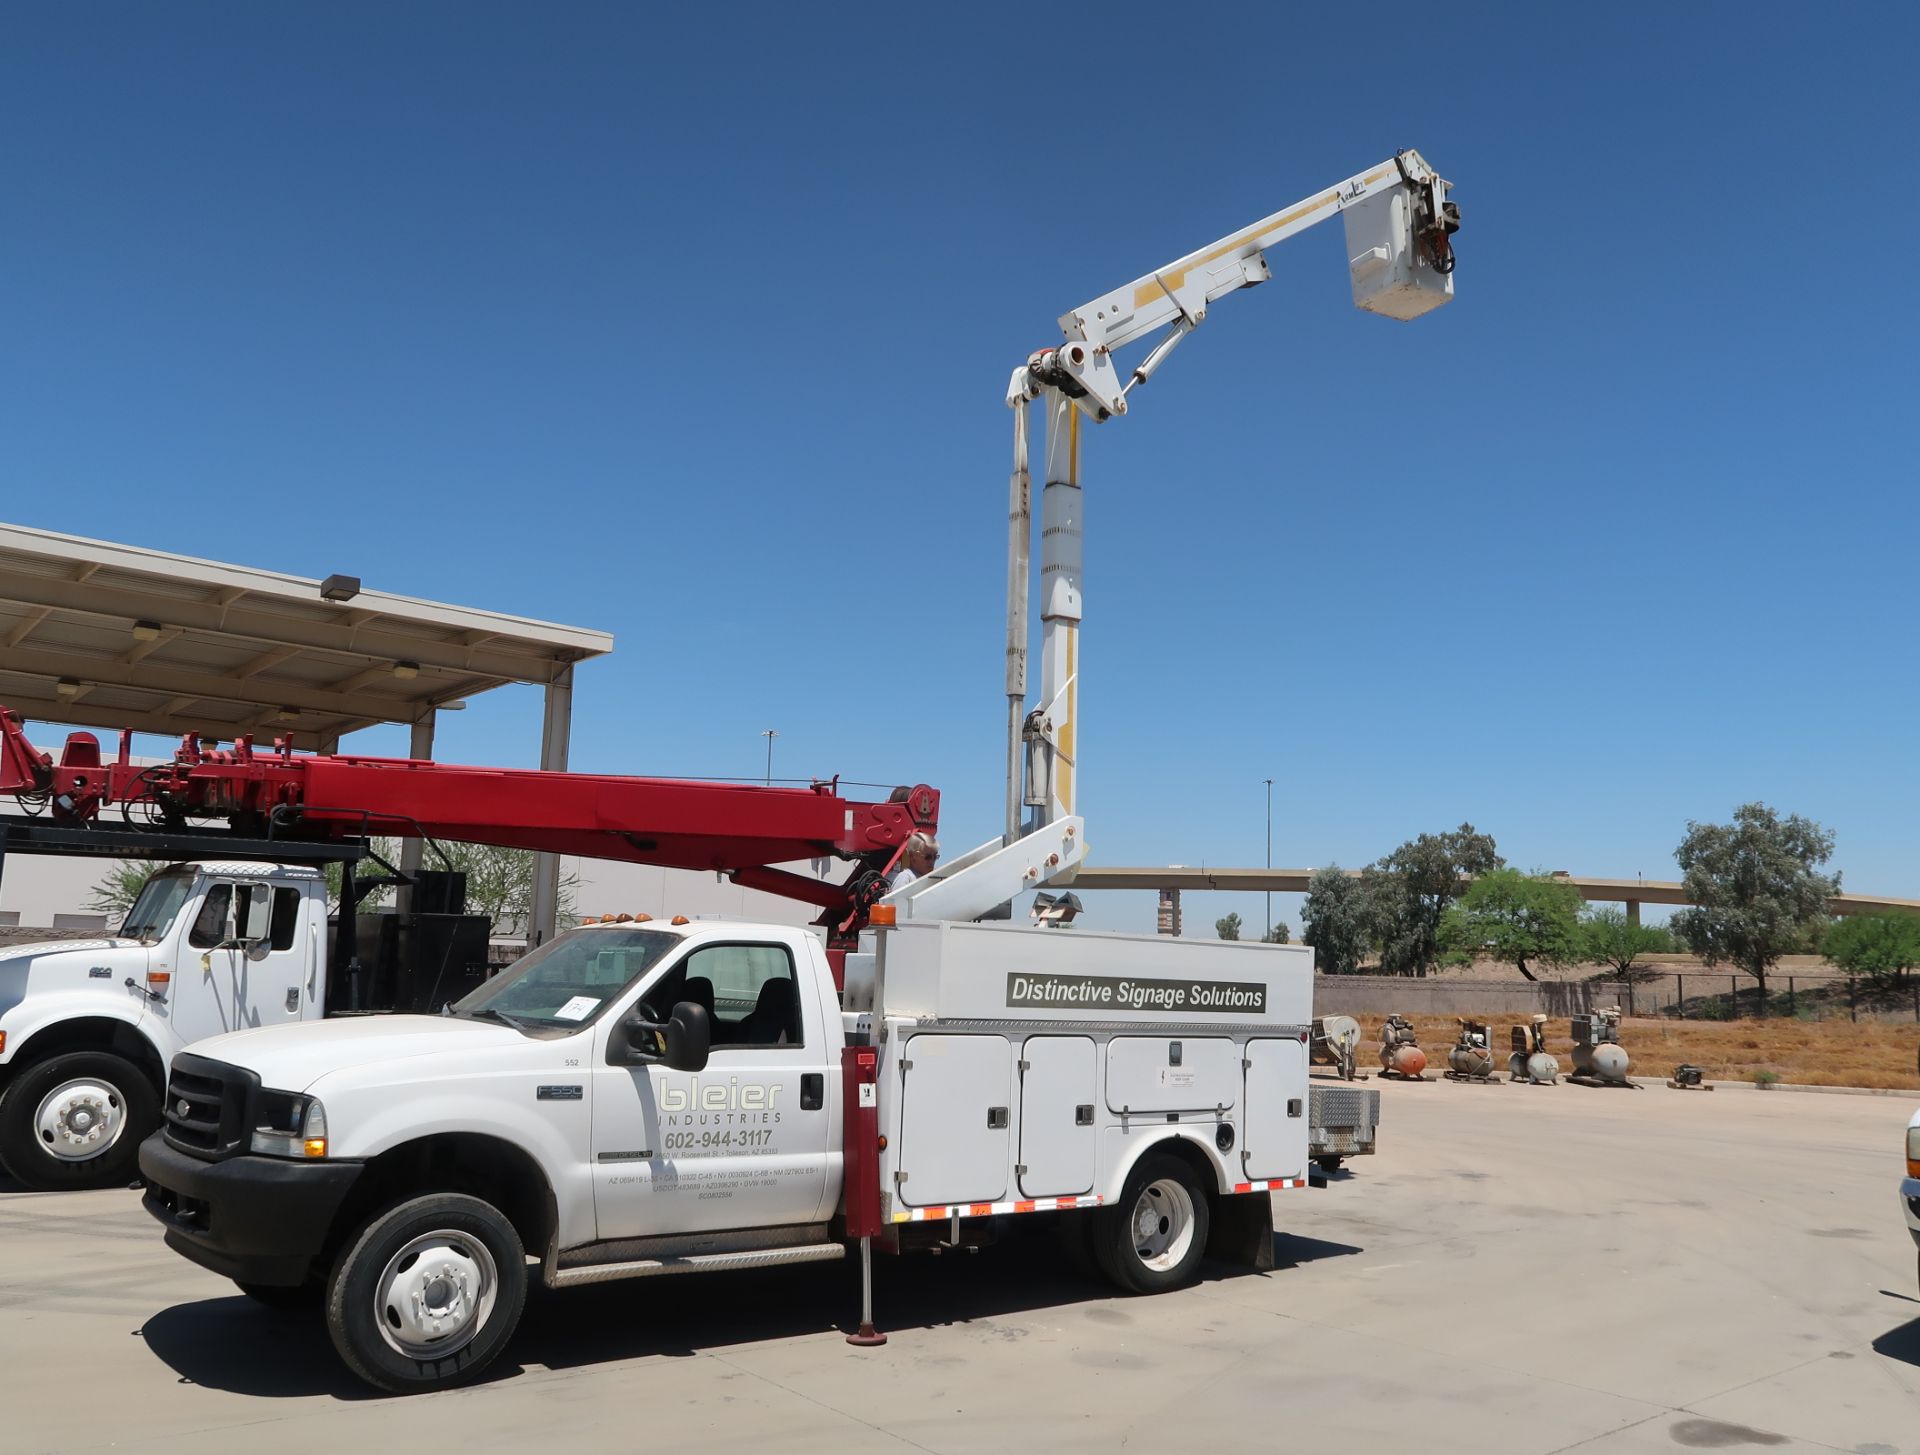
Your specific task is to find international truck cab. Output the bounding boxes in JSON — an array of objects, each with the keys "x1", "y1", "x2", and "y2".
[
  {"x1": 0, "y1": 863, "x2": 331, "y2": 1188},
  {"x1": 0, "y1": 857, "x2": 491, "y2": 1191}
]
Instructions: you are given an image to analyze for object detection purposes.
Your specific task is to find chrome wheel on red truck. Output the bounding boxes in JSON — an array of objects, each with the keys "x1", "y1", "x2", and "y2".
[{"x1": 326, "y1": 1193, "x2": 526, "y2": 1394}]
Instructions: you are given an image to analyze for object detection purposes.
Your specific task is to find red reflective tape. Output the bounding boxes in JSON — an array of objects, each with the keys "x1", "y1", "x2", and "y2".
[
  {"x1": 1233, "y1": 1182, "x2": 1253, "y2": 1194},
  {"x1": 969, "y1": 1203, "x2": 993, "y2": 1217},
  {"x1": 1015, "y1": 1200, "x2": 1036, "y2": 1213}
]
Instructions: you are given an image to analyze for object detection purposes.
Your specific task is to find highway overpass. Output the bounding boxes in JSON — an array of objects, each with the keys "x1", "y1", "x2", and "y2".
[{"x1": 1066, "y1": 866, "x2": 1920, "y2": 920}]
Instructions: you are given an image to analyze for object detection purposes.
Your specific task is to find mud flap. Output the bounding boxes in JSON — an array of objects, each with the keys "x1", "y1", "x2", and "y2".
[{"x1": 1205, "y1": 1191, "x2": 1275, "y2": 1270}]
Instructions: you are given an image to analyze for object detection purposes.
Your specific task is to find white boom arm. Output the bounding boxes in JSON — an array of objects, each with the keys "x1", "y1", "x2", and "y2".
[{"x1": 1002, "y1": 149, "x2": 1459, "y2": 841}]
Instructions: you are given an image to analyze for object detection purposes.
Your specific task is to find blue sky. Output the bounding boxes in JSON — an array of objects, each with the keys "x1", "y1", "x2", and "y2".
[{"x1": 4, "y1": 4, "x2": 1914, "y2": 934}]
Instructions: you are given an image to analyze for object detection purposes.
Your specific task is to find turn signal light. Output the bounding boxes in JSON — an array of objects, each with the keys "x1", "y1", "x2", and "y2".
[
  {"x1": 1907, "y1": 1127, "x2": 1920, "y2": 1179},
  {"x1": 869, "y1": 904, "x2": 897, "y2": 926},
  {"x1": 146, "y1": 971, "x2": 171, "y2": 987},
  {"x1": 304, "y1": 1138, "x2": 328, "y2": 1158},
  {"x1": 0, "y1": 1031, "x2": 6, "y2": 1055}
]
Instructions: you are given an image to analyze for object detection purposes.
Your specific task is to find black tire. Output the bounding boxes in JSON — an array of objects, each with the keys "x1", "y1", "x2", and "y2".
[
  {"x1": 1315, "y1": 1155, "x2": 1345, "y2": 1174},
  {"x1": 325, "y1": 1192, "x2": 527, "y2": 1394},
  {"x1": 1091, "y1": 1151, "x2": 1211, "y2": 1295},
  {"x1": 237, "y1": 1279, "x2": 323, "y2": 1311},
  {"x1": 0, "y1": 1051, "x2": 158, "y2": 1191}
]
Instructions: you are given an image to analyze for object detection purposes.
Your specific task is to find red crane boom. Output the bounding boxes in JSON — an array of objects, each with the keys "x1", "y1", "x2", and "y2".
[{"x1": 0, "y1": 707, "x2": 937, "y2": 933}]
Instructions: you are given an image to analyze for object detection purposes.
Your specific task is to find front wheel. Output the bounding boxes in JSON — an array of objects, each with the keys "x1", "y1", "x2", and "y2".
[
  {"x1": 0, "y1": 1051, "x2": 158, "y2": 1191},
  {"x1": 325, "y1": 1193, "x2": 527, "y2": 1394},
  {"x1": 1092, "y1": 1152, "x2": 1211, "y2": 1295}
]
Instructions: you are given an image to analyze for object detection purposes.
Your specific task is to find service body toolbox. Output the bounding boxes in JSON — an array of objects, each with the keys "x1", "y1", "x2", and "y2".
[{"x1": 850, "y1": 921, "x2": 1322, "y2": 1223}]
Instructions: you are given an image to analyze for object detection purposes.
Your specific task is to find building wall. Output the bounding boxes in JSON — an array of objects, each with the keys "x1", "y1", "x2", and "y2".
[{"x1": 1311, "y1": 974, "x2": 1673, "y2": 1019}]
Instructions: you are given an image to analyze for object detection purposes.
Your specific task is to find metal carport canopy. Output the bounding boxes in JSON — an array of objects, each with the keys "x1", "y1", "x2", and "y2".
[{"x1": 0, "y1": 522, "x2": 611, "y2": 751}]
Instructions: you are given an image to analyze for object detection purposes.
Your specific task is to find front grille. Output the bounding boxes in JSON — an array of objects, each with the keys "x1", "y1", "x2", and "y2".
[{"x1": 162, "y1": 1054, "x2": 260, "y2": 1160}]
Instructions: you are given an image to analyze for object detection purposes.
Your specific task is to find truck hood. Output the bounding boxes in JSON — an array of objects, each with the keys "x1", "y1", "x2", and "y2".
[
  {"x1": 0, "y1": 940, "x2": 150, "y2": 1025},
  {"x1": 192, "y1": 1015, "x2": 532, "y2": 1093}
]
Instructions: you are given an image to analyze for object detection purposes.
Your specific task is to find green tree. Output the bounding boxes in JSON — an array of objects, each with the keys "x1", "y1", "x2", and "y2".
[
  {"x1": 1302, "y1": 867, "x2": 1374, "y2": 975},
  {"x1": 85, "y1": 860, "x2": 162, "y2": 921},
  {"x1": 1670, "y1": 803, "x2": 1838, "y2": 1012},
  {"x1": 1580, "y1": 906, "x2": 1674, "y2": 977},
  {"x1": 1821, "y1": 911, "x2": 1920, "y2": 988},
  {"x1": 1438, "y1": 869, "x2": 1583, "y2": 981},
  {"x1": 1260, "y1": 922, "x2": 1290, "y2": 945},
  {"x1": 1366, "y1": 824, "x2": 1504, "y2": 977},
  {"x1": 1215, "y1": 911, "x2": 1242, "y2": 941}
]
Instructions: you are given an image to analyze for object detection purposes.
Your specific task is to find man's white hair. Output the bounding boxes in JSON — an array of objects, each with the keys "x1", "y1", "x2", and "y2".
[{"x1": 904, "y1": 831, "x2": 940, "y2": 857}]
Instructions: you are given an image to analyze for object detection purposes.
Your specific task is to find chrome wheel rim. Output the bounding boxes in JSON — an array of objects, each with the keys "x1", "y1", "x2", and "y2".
[
  {"x1": 34, "y1": 1078, "x2": 126, "y2": 1163},
  {"x1": 374, "y1": 1230, "x2": 498, "y2": 1361},
  {"x1": 1129, "y1": 1177, "x2": 1196, "y2": 1271}
]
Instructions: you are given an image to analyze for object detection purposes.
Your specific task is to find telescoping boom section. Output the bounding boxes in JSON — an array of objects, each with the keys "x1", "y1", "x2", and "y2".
[{"x1": 0, "y1": 706, "x2": 937, "y2": 933}]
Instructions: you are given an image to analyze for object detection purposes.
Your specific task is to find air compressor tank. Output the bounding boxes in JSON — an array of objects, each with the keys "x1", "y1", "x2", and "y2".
[
  {"x1": 1378, "y1": 1014, "x2": 1427, "y2": 1079},
  {"x1": 1508, "y1": 1016, "x2": 1559, "y2": 1085},
  {"x1": 1445, "y1": 1018, "x2": 1499, "y2": 1082},
  {"x1": 1571, "y1": 1008, "x2": 1633, "y2": 1086}
]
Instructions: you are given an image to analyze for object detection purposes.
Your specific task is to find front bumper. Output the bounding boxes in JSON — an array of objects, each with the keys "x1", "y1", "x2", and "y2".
[
  {"x1": 1902, "y1": 1176, "x2": 1920, "y2": 1248},
  {"x1": 139, "y1": 1132, "x2": 363, "y2": 1286}
]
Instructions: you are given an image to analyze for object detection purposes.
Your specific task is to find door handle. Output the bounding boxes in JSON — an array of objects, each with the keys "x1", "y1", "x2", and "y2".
[{"x1": 800, "y1": 1073, "x2": 824, "y2": 1110}]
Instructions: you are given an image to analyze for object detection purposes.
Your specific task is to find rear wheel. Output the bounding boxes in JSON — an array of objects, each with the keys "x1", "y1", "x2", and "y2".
[
  {"x1": 325, "y1": 1192, "x2": 527, "y2": 1394},
  {"x1": 0, "y1": 1051, "x2": 158, "y2": 1191},
  {"x1": 1092, "y1": 1152, "x2": 1210, "y2": 1295},
  {"x1": 1315, "y1": 1155, "x2": 1345, "y2": 1174}
]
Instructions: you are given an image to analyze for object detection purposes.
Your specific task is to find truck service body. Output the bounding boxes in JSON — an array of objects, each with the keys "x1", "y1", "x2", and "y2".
[{"x1": 137, "y1": 914, "x2": 1330, "y2": 1390}]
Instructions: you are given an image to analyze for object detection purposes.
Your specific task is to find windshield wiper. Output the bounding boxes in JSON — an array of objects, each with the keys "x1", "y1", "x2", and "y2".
[{"x1": 465, "y1": 1006, "x2": 537, "y2": 1031}]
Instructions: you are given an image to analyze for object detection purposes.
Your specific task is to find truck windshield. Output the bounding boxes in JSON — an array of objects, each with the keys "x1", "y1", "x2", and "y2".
[
  {"x1": 453, "y1": 928, "x2": 680, "y2": 1030},
  {"x1": 120, "y1": 870, "x2": 197, "y2": 943}
]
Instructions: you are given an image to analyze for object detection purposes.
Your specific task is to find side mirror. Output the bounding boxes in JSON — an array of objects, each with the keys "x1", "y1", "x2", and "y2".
[
  {"x1": 238, "y1": 886, "x2": 273, "y2": 945},
  {"x1": 613, "y1": 1000, "x2": 711, "y2": 1073}
]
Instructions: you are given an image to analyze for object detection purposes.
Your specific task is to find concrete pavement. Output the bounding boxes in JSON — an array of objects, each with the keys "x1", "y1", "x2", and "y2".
[{"x1": 2, "y1": 1078, "x2": 1916, "y2": 1453}]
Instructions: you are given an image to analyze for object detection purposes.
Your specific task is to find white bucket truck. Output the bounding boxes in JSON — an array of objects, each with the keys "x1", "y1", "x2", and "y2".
[{"x1": 137, "y1": 907, "x2": 1325, "y2": 1393}]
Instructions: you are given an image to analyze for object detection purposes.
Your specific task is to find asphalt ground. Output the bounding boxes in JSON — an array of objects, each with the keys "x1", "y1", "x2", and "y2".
[{"x1": 3, "y1": 1076, "x2": 1917, "y2": 1454}]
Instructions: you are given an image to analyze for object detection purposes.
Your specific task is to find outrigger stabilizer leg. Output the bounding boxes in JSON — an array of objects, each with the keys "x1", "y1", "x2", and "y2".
[{"x1": 846, "y1": 1235, "x2": 887, "y2": 1347}]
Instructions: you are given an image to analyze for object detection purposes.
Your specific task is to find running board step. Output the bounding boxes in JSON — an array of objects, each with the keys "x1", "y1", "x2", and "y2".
[{"x1": 550, "y1": 1241, "x2": 846, "y2": 1289}]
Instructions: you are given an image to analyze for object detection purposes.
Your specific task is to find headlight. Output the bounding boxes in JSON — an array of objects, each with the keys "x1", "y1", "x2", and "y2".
[
  {"x1": 1907, "y1": 1126, "x2": 1919, "y2": 1179},
  {"x1": 250, "y1": 1091, "x2": 329, "y2": 1159}
]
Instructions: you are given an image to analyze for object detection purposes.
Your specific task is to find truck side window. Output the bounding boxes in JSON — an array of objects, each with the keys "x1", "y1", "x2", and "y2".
[
  {"x1": 270, "y1": 887, "x2": 302, "y2": 951},
  {"x1": 682, "y1": 944, "x2": 801, "y2": 1048},
  {"x1": 189, "y1": 885, "x2": 232, "y2": 949}
]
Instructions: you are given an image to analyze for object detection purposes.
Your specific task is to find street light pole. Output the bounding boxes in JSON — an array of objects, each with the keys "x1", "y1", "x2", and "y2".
[
  {"x1": 1264, "y1": 777, "x2": 1274, "y2": 939},
  {"x1": 762, "y1": 728, "x2": 778, "y2": 785}
]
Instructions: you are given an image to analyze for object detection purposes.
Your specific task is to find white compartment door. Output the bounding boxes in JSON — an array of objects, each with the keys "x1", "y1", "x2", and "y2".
[
  {"x1": 898, "y1": 1035, "x2": 1011, "y2": 1207},
  {"x1": 1018, "y1": 1036, "x2": 1095, "y2": 1198},
  {"x1": 1105, "y1": 1036, "x2": 1239, "y2": 1115},
  {"x1": 1242, "y1": 1037, "x2": 1309, "y2": 1181}
]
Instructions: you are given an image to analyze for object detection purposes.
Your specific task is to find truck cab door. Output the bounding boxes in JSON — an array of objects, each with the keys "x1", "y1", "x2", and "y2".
[
  {"x1": 165, "y1": 880, "x2": 311, "y2": 1045},
  {"x1": 590, "y1": 939, "x2": 832, "y2": 1242}
]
